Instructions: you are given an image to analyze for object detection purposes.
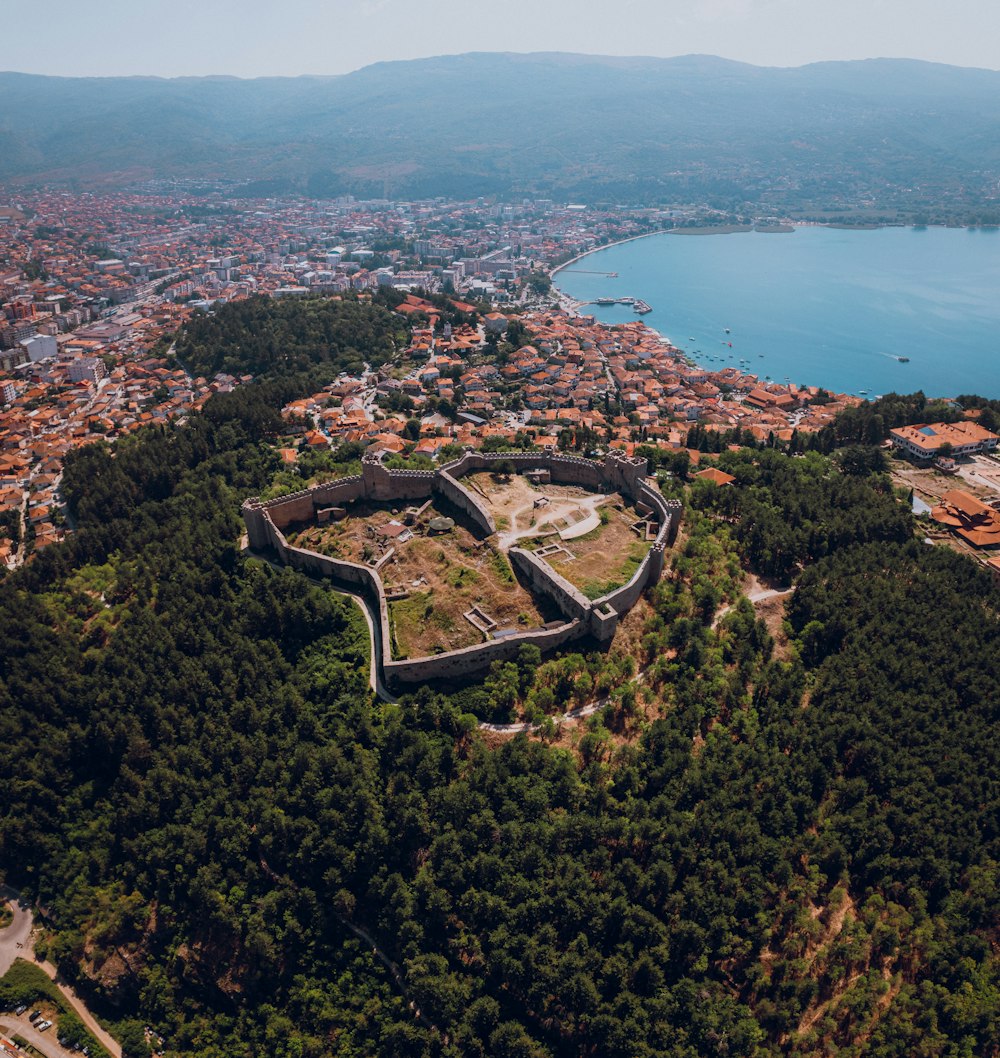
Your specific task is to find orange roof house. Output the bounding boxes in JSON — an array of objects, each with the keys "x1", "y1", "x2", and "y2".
[
  {"x1": 891, "y1": 421, "x2": 999, "y2": 459},
  {"x1": 693, "y1": 467, "x2": 736, "y2": 486},
  {"x1": 931, "y1": 490, "x2": 1000, "y2": 548}
]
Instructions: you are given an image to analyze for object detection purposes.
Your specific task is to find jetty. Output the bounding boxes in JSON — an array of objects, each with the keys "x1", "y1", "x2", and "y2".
[{"x1": 579, "y1": 294, "x2": 651, "y2": 313}]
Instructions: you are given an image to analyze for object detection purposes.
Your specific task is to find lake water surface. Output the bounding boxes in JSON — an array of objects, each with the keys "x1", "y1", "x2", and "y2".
[{"x1": 554, "y1": 226, "x2": 1000, "y2": 398}]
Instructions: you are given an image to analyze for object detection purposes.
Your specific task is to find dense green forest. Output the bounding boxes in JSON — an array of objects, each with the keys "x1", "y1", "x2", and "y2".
[
  {"x1": 173, "y1": 294, "x2": 403, "y2": 380},
  {"x1": 1, "y1": 297, "x2": 999, "y2": 1057}
]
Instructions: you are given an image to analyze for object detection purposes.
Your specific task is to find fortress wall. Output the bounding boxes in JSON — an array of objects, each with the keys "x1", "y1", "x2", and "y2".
[
  {"x1": 246, "y1": 476, "x2": 367, "y2": 531},
  {"x1": 363, "y1": 458, "x2": 436, "y2": 502},
  {"x1": 664, "y1": 497, "x2": 683, "y2": 546},
  {"x1": 433, "y1": 470, "x2": 496, "y2": 535},
  {"x1": 590, "y1": 488, "x2": 678, "y2": 616},
  {"x1": 589, "y1": 603, "x2": 619, "y2": 641},
  {"x1": 549, "y1": 457, "x2": 605, "y2": 489},
  {"x1": 263, "y1": 492, "x2": 316, "y2": 529},
  {"x1": 637, "y1": 481, "x2": 672, "y2": 526},
  {"x1": 270, "y1": 535, "x2": 395, "y2": 665},
  {"x1": 241, "y1": 450, "x2": 685, "y2": 693},
  {"x1": 385, "y1": 619, "x2": 585, "y2": 685},
  {"x1": 509, "y1": 547, "x2": 591, "y2": 621},
  {"x1": 382, "y1": 469, "x2": 437, "y2": 501},
  {"x1": 594, "y1": 547, "x2": 659, "y2": 620},
  {"x1": 603, "y1": 452, "x2": 649, "y2": 499},
  {"x1": 441, "y1": 449, "x2": 607, "y2": 489},
  {"x1": 310, "y1": 476, "x2": 366, "y2": 508},
  {"x1": 242, "y1": 501, "x2": 272, "y2": 551}
]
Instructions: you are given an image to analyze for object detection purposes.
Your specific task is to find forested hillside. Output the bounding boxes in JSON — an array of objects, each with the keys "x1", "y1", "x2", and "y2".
[
  {"x1": 1, "y1": 298, "x2": 998, "y2": 1057},
  {"x1": 4, "y1": 54, "x2": 1000, "y2": 210},
  {"x1": 174, "y1": 295, "x2": 404, "y2": 380}
]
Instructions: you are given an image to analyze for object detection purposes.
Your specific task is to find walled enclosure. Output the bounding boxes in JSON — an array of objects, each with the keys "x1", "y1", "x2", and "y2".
[{"x1": 243, "y1": 450, "x2": 682, "y2": 688}]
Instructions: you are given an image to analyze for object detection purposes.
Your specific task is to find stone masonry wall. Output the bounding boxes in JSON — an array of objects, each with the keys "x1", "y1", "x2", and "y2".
[
  {"x1": 242, "y1": 450, "x2": 681, "y2": 690},
  {"x1": 509, "y1": 547, "x2": 591, "y2": 622},
  {"x1": 384, "y1": 619, "x2": 585, "y2": 684},
  {"x1": 433, "y1": 470, "x2": 496, "y2": 536}
]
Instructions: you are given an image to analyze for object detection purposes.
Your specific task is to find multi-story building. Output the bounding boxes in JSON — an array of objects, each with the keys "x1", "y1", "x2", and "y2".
[
  {"x1": 68, "y1": 357, "x2": 108, "y2": 385},
  {"x1": 890, "y1": 421, "x2": 999, "y2": 460},
  {"x1": 21, "y1": 334, "x2": 57, "y2": 362}
]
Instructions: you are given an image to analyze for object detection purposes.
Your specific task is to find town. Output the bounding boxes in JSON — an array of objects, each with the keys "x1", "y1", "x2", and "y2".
[{"x1": 1, "y1": 189, "x2": 996, "y2": 574}]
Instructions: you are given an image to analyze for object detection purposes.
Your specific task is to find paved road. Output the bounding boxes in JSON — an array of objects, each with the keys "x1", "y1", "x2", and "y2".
[
  {"x1": 0, "y1": 887, "x2": 32, "y2": 977},
  {"x1": 0, "y1": 889, "x2": 122, "y2": 1058}
]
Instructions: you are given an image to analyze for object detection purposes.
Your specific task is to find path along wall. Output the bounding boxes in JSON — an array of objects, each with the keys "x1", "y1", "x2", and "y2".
[{"x1": 242, "y1": 450, "x2": 682, "y2": 689}]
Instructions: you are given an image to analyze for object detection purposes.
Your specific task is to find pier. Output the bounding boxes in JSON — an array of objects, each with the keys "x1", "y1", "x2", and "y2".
[
  {"x1": 559, "y1": 269, "x2": 619, "y2": 277},
  {"x1": 585, "y1": 296, "x2": 651, "y2": 314}
]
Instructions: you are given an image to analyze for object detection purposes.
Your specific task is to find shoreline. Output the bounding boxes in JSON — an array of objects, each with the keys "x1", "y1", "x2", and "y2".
[
  {"x1": 550, "y1": 229, "x2": 671, "y2": 278},
  {"x1": 546, "y1": 225, "x2": 861, "y2": 397},
  {"x1": 547, "y1": 221, "x2": 999, "y2": 398}
]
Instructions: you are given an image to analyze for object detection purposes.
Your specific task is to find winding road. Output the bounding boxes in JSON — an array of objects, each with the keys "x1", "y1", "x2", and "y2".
[
  {"x1": 0, "y1": 887, "x2": 121, "y2": 1058},
  {"x1": 712, "y1": 583, "x2": 795, "y2": 629}
]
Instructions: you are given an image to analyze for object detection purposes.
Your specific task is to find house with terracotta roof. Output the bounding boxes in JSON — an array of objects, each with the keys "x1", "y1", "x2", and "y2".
[
  {"x1": 891, "y1": 421, "x2": 999, "y2": 460},
  {"x1": 931, "y1": 490, "x2": 1000, "y2": 548},
  {"x1": 693, "y1": 467, "x2": 736, "y2": 486}
]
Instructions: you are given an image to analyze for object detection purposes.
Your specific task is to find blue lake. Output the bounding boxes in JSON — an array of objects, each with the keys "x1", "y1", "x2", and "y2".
[{"x1": 553, "y1": 226, "x2": 1000, "y2": 399}]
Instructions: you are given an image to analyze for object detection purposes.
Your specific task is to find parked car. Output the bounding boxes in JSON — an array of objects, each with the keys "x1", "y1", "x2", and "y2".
[
  {"x1": 38, "y1": 1019, "x2": 53, "y2": 1031},
  {"x1": 14, "y1": 1004, "x2": 27, "y2": 1015},
  {"x1": 28, "y1": 1010, "x2": 42, "y2": 1022}
]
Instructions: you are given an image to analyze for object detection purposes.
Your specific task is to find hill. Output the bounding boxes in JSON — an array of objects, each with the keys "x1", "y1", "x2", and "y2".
[
  {"x1": 0, "y1": 299, "x2": 999, "y2": 1056},
  {"x1": 3, "y1": 53, "x2": 1000, "y2": 209}
]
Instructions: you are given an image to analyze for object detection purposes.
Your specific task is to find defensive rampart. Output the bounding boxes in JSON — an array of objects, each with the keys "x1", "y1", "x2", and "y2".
[{"x1": 242, "y1": 449, "x2": 681, "y2": 689}]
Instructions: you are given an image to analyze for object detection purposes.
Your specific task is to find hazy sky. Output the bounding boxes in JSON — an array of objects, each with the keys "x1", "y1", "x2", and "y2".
[{"x1": 2, "y1": 0, "x2": 999, "y2": 77}]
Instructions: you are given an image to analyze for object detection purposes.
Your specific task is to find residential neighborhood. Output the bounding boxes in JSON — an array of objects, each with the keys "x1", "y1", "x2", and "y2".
[{"x1": 0, "y1": 188, "x2": 989, "y2": 569}]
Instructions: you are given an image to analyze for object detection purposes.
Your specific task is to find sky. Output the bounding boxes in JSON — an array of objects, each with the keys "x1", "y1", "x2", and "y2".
[{"x1": 2, "y1": 0, "x2": 999, "y2": 77}]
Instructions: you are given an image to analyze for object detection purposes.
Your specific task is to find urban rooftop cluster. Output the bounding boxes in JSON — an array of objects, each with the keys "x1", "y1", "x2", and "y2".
[{"x1": 0, "y1": 187, "x2": 881, "y2": 567}]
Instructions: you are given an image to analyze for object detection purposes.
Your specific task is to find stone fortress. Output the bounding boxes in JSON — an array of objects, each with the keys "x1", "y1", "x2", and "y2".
[{"x1": 242, "y1": 449, "x2": 682, "y2": 689}]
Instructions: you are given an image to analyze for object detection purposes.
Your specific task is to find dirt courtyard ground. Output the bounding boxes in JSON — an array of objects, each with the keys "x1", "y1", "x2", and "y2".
[
  {"x1": 285, "y1": 499, "x2": 556, "y2": 658},
  {"x1": 534, "y1": 501, "x2": 653, "y2": 599},
  {"x1": 465, "y1": 472, "x2": 606, "y2": 546},
  {"x1": 385, "y1": 531, "x2": 557, "y2": 658},
  {"x1": 281, "y1": 468, "x2": 660, "y2": 656}
]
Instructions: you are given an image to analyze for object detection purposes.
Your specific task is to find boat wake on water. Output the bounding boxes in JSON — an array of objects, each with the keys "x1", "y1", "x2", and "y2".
[{"x1": 878, "y1": 351, "x2": 912, "y2": 363}]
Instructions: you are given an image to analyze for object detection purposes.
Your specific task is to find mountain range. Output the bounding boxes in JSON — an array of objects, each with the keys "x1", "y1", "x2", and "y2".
[{"x1": 2, "y1": 52, "x2": 1000, "y2": 209}]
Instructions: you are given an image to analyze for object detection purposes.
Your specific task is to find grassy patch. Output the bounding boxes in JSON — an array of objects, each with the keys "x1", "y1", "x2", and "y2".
[
  {"x1": 581, "y1": 545, "x2": 648, "y2": 600},
  {"x1": 0, "y1": 961, "x2": 112, "y2": 1056},
  {"x1": 445, "y1": 565, "x2": 480, "y2": 588},
  {"x1": 489, "y1": 550, "x2": 515, "y2": 584},
  {"x1": 389, "y1": 591, "x2": 434, "y2": 659},
  {"x1": 0, "y1": 959, "x2": 66, "y2": 1012}
]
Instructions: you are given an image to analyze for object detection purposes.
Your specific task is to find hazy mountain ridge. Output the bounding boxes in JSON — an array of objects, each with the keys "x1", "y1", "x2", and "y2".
[{"x1": 2, "y1": 53, "x2": 1000, "y2": 207}]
